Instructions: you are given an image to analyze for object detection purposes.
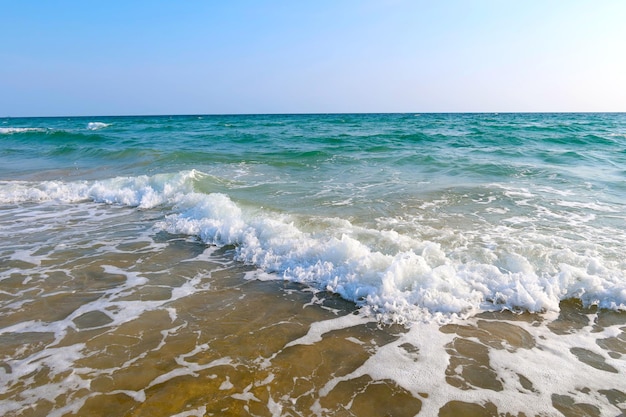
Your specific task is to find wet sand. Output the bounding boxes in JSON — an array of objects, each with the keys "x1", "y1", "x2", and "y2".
[{"x1": 1, "y1": 230, "x2": 625, "y2": 417}]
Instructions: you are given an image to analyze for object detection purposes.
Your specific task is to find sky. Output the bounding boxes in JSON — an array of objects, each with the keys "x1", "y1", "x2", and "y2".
[{"x1": 1, "y1": 0, "x2": 625, "y2": 116}]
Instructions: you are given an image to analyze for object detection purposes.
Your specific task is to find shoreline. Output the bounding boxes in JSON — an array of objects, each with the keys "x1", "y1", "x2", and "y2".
[{"x1": 2, "y1": 237, "x2": 624, "y2": 416}]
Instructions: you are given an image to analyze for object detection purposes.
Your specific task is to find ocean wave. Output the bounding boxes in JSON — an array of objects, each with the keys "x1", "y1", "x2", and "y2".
[
  {"x1": 0, "y1": 170, "x2": 201, "y2": 207},
  {"x1": 1, "y1": 170, "x2": 624, "y2": 323},
  {"x1": 156, "y1": 191, "x2": 626, "y2": 322},
  {"x1": 1, "y1": 126, "x2": 109, "y2": 144}
]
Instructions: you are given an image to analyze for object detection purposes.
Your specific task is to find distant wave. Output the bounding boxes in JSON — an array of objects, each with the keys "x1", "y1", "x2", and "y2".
[
  {"x1": 0, "y1": 127, "x2": 47, "y2": 134},
  {"x1": 87, "y1": 122, "x2": 110, "y2": 130}
]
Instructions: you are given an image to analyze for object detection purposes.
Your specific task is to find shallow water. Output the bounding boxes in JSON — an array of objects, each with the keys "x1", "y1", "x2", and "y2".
[{"x1": 1, "y1": 204, "x2": 624, "y2": 416}]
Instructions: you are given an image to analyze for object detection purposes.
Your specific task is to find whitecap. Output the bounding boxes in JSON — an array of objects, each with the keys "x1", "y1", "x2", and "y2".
[
  {"x1": 86, "y1": 122, "x2": 110, "y2": 130},
  {"x1": 154, "y1": 188, "x2": 626, "y2": 322},
  {"x1": 0, "y1": 127, "x2": 46, "y2": 134},
  {"x1": 3, "y1": 170, "x2": 625, "y2": 323}
]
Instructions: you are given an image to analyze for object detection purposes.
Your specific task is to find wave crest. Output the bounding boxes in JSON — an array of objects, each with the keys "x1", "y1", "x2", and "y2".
[
  {"x1": 1, "y1": 170, "x2": 624, "y2": 323},
  {"x1": 0, "y1": 127, "x2": 47, "y2": 134},
  {"x1": 87, "y1": 122, "x2": 110, "y2": 130}
]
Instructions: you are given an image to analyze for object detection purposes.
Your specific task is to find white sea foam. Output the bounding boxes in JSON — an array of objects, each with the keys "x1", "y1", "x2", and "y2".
[
  {"x1": 170, "y1": 406, "x2": 207, "y2": 417},
  {"x1": 302, "y1": 313, "x2": 626, "y2": 416},
  {"x1": 556, "y1": 200, "x2": 620, "y2": 212}
]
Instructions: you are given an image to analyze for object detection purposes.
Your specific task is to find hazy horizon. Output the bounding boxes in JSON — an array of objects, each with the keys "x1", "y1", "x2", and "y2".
[{"x1": 4, "y1": 111, "x2": 626, "y2": 120}]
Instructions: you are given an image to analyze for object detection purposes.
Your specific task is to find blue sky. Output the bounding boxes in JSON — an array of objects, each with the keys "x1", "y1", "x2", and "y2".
[{"x1": 2, "y1": 1, "x2": 625, "y2": 116}]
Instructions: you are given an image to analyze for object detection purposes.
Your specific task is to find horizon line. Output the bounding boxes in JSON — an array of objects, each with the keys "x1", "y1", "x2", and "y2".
[{"x1": 3, "y1": 111, "x2": 626, "y2": 119}]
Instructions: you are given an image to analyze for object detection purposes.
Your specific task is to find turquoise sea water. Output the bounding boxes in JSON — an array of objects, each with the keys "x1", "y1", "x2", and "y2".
[
  {"x1": 1, "y1": 113, "x2": 625, "y2": 416},
  {"x1": 3, "y1": 113, "x2": 625, "y2": 318}
]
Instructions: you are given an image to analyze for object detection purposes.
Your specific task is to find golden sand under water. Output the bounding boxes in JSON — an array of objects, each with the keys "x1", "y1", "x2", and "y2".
[{"x1": 1, "y1": 237, "x2": 625, "y2": 417}]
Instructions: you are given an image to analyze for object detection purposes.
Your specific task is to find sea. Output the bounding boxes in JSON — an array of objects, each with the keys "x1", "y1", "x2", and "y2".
[{"x1": 1, "y1": 113, "x2": 625, "y2": 417}]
